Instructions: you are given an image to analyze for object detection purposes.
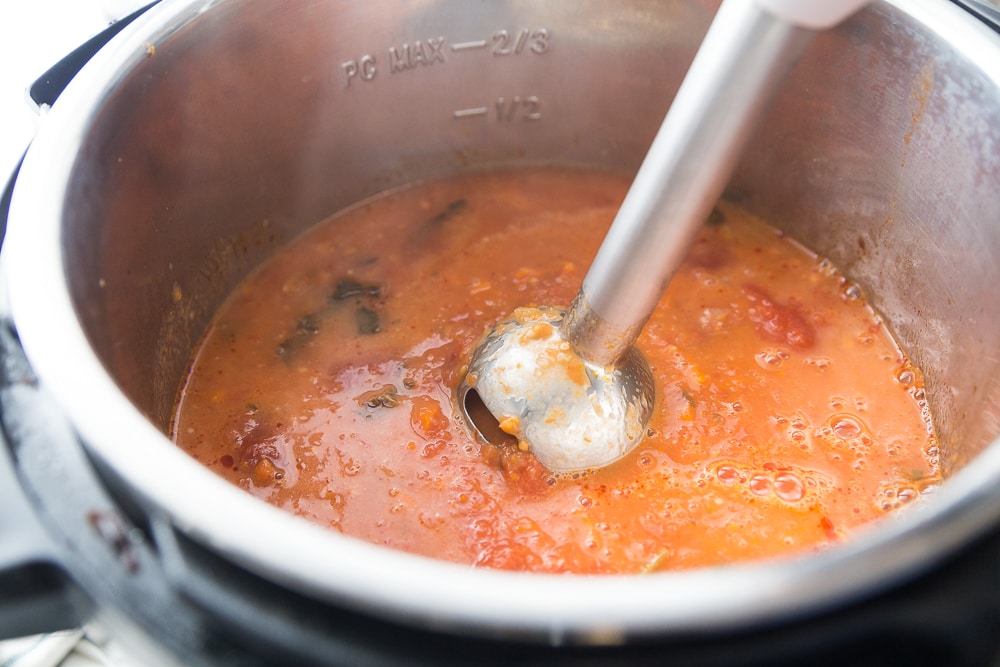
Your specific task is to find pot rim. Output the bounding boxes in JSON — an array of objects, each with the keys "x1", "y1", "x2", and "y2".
[{"x1": 6, "y1": 0, "x2": 1000, "y2": 643}]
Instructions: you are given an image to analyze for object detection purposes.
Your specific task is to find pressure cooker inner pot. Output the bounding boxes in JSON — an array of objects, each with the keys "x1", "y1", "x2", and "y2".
[{"x1": 56, "y1": 0, "x2": 1000, "y2": 588}]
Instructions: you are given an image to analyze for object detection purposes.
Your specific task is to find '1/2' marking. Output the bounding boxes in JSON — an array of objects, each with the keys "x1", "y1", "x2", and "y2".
[
  {"x1": 453, "y1": 107, "x2": 489, "y2": 118},
  {"x1": 454, "y1": 96, "x2": 542, "y2": 121}
]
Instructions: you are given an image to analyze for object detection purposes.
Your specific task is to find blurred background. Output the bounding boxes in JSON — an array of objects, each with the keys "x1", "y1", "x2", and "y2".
[{"x1": 0, "y1": 1, "x2": 148, "y2": 184}]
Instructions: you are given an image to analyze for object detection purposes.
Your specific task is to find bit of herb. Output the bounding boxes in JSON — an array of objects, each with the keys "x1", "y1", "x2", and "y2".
[
  {"x1": 427, "y1": 199, "x2": 467, "y2": 227},
  {"x1": 276, "y1": 314, "x2": 322, "y2": 356},
  {"x1": 277, "y1": 277, "x2": 385, "y2": 360},
  {"x1": 408, "y1": 200, "x2": 469, "y2": 255},
  {"x1": 358, "y1": 384, "x2": 400, "y2": 409},
  {"x1": 707, "y1": 207, "x2": 726, "y2": 226},
  {"x1": 681, "y1": 388, "x2": 696, "y2": 407},
  {"x1": 296, "y1": 315, "x2": 320, "y2": 335},
  {"x1": 331, "y1": 280, "x2": 382, "y2": 301},
  {"x1": 641, "y1": 549, "x2": 674, "y2": 574},
  {"x1": 331, "y1": 279, "x2": 385, "y2": 336},
  {"x1": 356, "y1": 306, "x2": 381, "y2": 335}
]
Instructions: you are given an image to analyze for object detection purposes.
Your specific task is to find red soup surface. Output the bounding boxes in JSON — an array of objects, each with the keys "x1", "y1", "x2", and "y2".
[{"x1": 172, "y1": 167, "x2": 940, "y2": 574}]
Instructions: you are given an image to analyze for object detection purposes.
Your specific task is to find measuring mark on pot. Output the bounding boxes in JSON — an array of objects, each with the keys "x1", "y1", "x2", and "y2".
[
  {"x1": 489, "y1": 28, "x2": 550, "y2": 56},
  {"x1": 451, "y1": 29, "x2": 550, "y2": 56},
  {"x1": 339, "y1": 27, "x2": 550, "y2": 88},
  {"x1": 454, "y1": 96, "x2": 542, "y2": 122},
  {"x1": 451, "y1": 40, "x2": 488, "y2": 52},
  {"x1": 454, "y1": 107, "x2": 489, "y2": 118}
]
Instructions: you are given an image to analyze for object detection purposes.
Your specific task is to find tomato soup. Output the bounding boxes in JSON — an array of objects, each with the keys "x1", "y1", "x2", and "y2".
[{"x1": 172, "y1": 167, "x2": 939, "y2": 574}]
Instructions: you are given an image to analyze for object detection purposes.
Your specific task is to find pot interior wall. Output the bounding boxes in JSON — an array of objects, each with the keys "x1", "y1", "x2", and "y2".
[{"x1": 62, "y1": 0, "x2": 1000, "y2": 476}]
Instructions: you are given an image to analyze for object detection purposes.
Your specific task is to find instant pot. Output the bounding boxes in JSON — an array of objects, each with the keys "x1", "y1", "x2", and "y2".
[{"x1": 2, "y1": 1, "x2": 1000, "y2": 665}]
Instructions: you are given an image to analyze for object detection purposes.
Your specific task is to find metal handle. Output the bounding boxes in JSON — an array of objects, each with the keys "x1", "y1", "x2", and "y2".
[
  {"x1": 563, "y1": 0, "x2": 818, "y2": 366},
  {"x1": 563, "y1": 0, "x2": 873, "y2": 368},
  {"x1": 28, "y1": 1, "x2": 159, "y2": 110},
  {"x1": 952, "y1": 0, "x2": 1000, "y2": 32}
]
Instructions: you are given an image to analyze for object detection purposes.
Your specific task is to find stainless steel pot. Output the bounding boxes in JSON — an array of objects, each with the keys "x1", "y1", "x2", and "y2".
[{"x1": 5, "y1": 0, "x2": 1000, "y2": 646}]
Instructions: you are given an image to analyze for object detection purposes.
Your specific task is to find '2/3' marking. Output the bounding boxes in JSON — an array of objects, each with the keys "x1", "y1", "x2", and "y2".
[
  {"x1": 340, "y1": 28, "x2": 550, "y2": 87},
  {"x1": 491, "y1": 28, "x2": 549, "y2": 56}
]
